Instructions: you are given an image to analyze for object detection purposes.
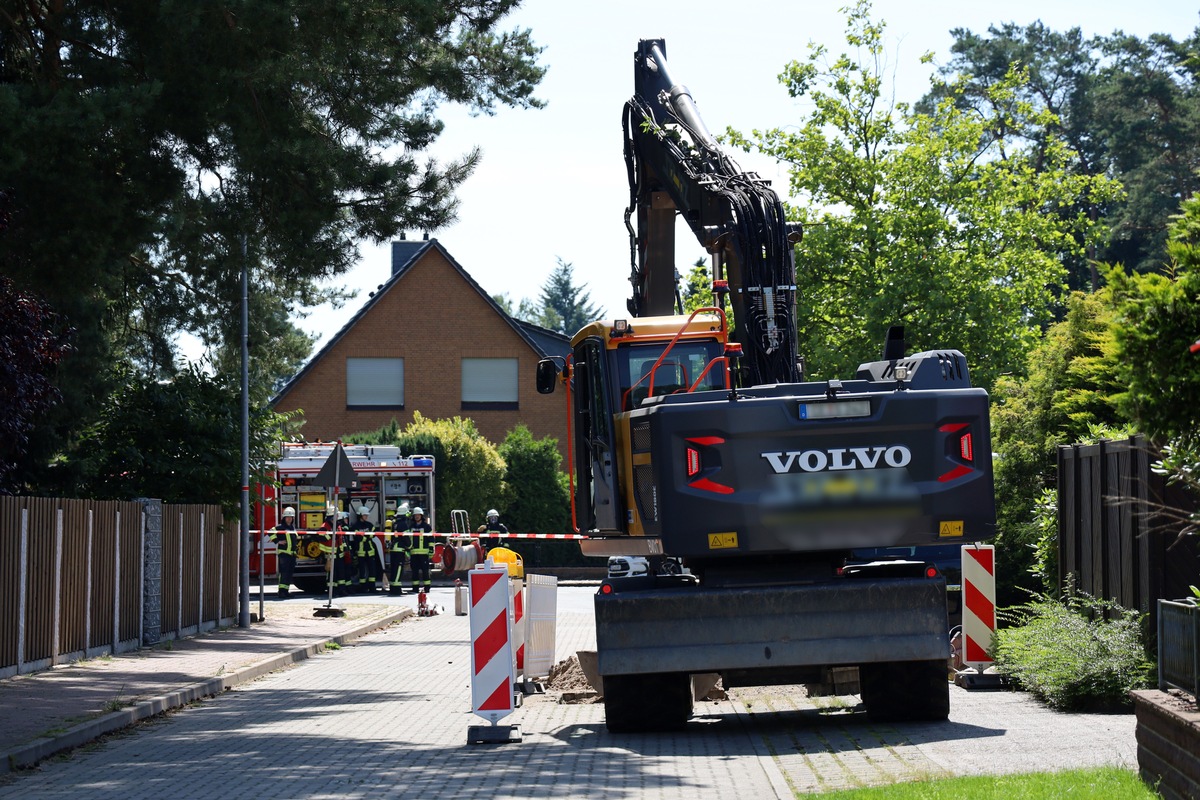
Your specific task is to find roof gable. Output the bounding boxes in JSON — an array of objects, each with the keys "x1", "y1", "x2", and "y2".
[{"x1": 273, "y1": 238, "x2": 570, "y2": 402}]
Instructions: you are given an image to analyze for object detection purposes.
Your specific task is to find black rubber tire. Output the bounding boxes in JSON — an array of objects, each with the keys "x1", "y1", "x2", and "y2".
[
  {"x1": 860, "y1": 659, "x2": 950, "y2": 722},
  {"x1": 603, "y1": 672, "x2": 694, "y2": 733},
  {"x1": 292, "y1": 576, "x2": 327, "y2": 595}
]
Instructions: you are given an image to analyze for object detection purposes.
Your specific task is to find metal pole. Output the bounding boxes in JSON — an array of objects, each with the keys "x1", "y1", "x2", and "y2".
[
  {"x1": 257, "y1": 502, "x2": 265, "y2": 620},
  {"x1": 239, "y1": 236, "x2": 251, "y2": 628}
]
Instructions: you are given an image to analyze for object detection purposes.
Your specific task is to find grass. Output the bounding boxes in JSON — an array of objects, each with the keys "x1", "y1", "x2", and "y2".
[
  {"x1": 102, "y1": 686, "x2": 128, "y2": 713},
  {"x1": 324, "y1": 641, "x2": 341, "y2": 651},
  {"x1": 809, "y1": 767, "x2": 1155, "y2": 799}
]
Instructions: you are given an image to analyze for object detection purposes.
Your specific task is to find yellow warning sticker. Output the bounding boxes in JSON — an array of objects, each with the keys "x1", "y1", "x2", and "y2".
[
  {"x1": 939, "y1": 520, "x2": 964, "y2": 538},
  {"x1": 708, "y1": 532, "x2": 739, "y2": 550}
]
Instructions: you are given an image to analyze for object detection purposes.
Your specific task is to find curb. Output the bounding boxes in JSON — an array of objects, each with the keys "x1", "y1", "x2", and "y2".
[{"x1": 1, "y1": 608, "x2": 412, "y2": 774}]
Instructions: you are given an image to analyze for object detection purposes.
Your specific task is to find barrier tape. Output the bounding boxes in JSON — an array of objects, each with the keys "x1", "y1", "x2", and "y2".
[{"x1": 251, "y1": 530, "x2": 591, "y2": 539}]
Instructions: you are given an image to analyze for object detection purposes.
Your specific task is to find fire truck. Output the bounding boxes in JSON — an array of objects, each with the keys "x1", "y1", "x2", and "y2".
[{"x1": 253, "y1": 442, "x2": 436, "y2": 593}]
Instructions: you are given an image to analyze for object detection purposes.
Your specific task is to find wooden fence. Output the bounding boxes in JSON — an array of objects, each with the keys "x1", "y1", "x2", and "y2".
[
  {"x1": 0, "y1": 496, "x2": 236, "y2": 678},
  {"x1": 1058, "y1": 435, "x2": 1200, "y2": 625}
]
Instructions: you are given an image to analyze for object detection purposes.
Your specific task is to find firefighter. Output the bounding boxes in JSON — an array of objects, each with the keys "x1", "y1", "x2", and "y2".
[
  {"x1": 335, "y1": 511, "x2": 354, "y2": 595},
  {"x1": 271, "y1": 507, "x2": 299, "y2": 598},
  {"x1": 353, "y1": 505, "x2": 380, "y2": 593},
  {"x1": 387, "y1": 503, "x2": 409, "y2": 595},
  {"x1": 405, "y1": 507, "x2": 435, "y2": 596},
  {"x1": 317, "y1": 506, "x2": 339, "y2": 596},
  {"x1": 476, "y1": 508, "x2": 508, "y2": 550}
]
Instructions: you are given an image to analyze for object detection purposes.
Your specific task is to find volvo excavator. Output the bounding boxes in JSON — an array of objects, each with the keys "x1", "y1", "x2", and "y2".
[{"x1": 536, "y1": 39, "x2": 995, "y2": 732}]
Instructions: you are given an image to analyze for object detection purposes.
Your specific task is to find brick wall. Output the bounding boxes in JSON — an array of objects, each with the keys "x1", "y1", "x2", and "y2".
[
  {"x1": 1133, "y1": 689, "x2": 1200, "y2": 800},
  {"x1": 274, "y1": 247, "x2": 569, "y2": 460}
]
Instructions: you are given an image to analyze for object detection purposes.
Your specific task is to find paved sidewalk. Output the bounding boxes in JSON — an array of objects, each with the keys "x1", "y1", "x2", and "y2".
[{"x1": 0, "y1": 595, "x2": 411, "y2": 773}]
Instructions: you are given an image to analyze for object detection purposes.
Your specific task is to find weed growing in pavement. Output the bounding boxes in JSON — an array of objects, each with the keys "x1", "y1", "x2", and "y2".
[
  {"x1": 102, "y1": 686, "x2": 128, "y2": 713},
  {"x1": 992, "y1": 581, "x2": 1153, "y2": 712},
  {"x1": 325, "y1": 641, "x2": 342, "y2": 651}
]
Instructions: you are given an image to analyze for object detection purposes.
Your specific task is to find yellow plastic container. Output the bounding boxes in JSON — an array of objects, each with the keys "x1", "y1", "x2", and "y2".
[{"x1": 486, "y1": 546, "x2": 524, "y2": 579}]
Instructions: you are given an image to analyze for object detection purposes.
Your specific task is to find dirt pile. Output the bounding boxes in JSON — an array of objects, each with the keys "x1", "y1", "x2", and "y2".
[{"x1": 545, "y1": 654, "x2": 593, "y2": 692}]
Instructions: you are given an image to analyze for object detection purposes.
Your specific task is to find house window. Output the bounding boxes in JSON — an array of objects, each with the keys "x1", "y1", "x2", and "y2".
[
  {"x1": 462, "y1": 357, "x2": 518, "y2": 410},
  {"x1": 346, "y1": 358, "x2": 404, "y2": 408}
]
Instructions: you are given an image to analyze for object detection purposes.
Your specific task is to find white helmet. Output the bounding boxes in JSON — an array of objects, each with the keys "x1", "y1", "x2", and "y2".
[
  {"x1": 339, "y1": 510, "x2": 349, "y2": 520},
  {"x1": 398, "y1": 502, "x2": 410, "y2": 514},
  {"x1": 412, "y1": 507, "x2": 424, "y2": 516},
  {"x1": 282, "y1": 507, "x2": 296, "y2": 517},
  {"x1": 487, "y1": 509, "x2": 499, "y2": 518},
  {"x1": 357, "y1": 505, "x2": 370, "y2": 515},
  {"x1": 325, "y1": 504, "x2": 336, "y2": 516}
]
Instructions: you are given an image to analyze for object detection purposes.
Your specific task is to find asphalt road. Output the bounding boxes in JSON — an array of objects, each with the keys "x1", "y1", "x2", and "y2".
[{"x1": 0, "y1": 586, "x2": 1138, "y2": 799}]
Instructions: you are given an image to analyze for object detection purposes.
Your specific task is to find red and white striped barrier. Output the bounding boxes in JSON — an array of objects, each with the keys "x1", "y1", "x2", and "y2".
[
  {"x1": 961, "y1": 544, "x2": 997, "y2": 670},
  {"x1": 468, "y1": 564, "x2": 516, "y2": 725},
  {"x1": 511, "y1": 578, "x2": 525, "y2": 675}
]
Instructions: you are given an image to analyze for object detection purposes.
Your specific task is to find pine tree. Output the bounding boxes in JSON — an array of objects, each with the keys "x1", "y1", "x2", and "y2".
[{"x1": 537, "y1": 258, "x2": 605, "y2": 336}]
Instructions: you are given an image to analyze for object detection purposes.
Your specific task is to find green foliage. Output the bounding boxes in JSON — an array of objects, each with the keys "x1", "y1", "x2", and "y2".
[
  {"x1": 55, "y1": 364, "x2": 297, "y2": 515},
  {"x1": 1104, "y1": 195, "x2": 1200, "y2": 441},
  {"x1": 497, "y1": 425, "x2": 570, "y2": 534},
  {"x1": 927, "y1": 22, "x2": 1200, "y2": 281},
  {"x1": 1028, "y1": 488, "x2": 1059, "y2": 595},
  {"x1": 491, "y1": 292, "x2": 541, "y2": 325},
  {"x1": 993, "y1": 586, "x2": 1153, "y2": 712},
  {"x1": 989, "y1": 292, "x2": 1129, "y2": 605},
  {"x1": 681, "y1": 258, "x2": 714, "y2": 313},
  {"x1": 535, "y1": 258, "x2": 606, "y2": 337},
  {"x1": 727, "y1": 2, "x2": 1119, "y2": 390},
  {"x1": 391, "y1": 412, "x2": 505, "y2": 530},
  {"x1": 0, "y1": 1, "x2": 545, "y2": 487},
  {"x1": 0, "y1": 276, "x2": 73, "y2": 493}
]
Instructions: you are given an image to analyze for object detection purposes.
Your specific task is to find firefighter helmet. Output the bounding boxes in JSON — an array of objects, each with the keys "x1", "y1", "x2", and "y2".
[
  {"x1": 282, "y1": 507, "x2": 296, "y2": 517},
  {"x1": 487, "y1": 509, "x2": 499, "y2": 519},
  {"x1": 357, "y1": 505, "x2": 369, "y2": 515},
  {"x1": 412, "y1": 507, "x2": 424, "y2": 516}
]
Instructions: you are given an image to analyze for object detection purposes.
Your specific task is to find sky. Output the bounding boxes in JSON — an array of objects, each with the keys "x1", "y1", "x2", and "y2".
[{"x1": 292, "y1": 0, "x2": 1199, "y2": 354}]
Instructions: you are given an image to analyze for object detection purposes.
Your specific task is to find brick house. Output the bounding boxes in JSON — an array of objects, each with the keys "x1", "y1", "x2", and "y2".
[{"x1": 272, "y1": 238, "x2": 572, "y2": 458}]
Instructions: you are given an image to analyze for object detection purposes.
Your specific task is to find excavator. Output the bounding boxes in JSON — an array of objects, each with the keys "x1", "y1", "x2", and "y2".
[{"x1": 536, "y1": 39, "x2": 995, "y2": 732}]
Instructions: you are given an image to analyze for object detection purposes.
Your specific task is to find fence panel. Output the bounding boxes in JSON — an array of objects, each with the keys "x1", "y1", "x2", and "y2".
[
  {"x1": 1058, "y1": 435, "x2": 1200, "y2": 627},
  {"x1": 59, "y1": 503, "x2": 89, "y2": 659},
  {"x1": 24, "y1": 498, "x2": 57, "y2": 667},
  {"x1": 1059, "y1": 446, "x2": 1078, "y2": 584},
  {"x1": 119, "y1": 505, "x2": 142, "y2": 645},
  {"x1": 1, "y1": 497, "x2": 230, "y2": 676},
  {"x1": 0, "y1": 499, "x2": 19, "y2": 668},
  {"x1": 161, "y1": 508, "x2": 181, "y2": 638}
]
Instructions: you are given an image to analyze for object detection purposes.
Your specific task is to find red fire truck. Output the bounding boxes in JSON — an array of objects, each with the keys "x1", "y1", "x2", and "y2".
[{"x1": 253, "y1": 442, "x2": 436, "y2": 593}]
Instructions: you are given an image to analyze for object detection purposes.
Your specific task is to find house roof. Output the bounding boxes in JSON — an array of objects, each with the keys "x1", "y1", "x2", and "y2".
[{"x1": 272, "y1": 238, "x2": 571, "y2": 402}]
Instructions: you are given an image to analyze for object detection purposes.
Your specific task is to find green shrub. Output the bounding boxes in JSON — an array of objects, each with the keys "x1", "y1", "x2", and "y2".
[
  {"x1": 992, "y1": 587, "x2": 1154, "y2": 711},
  {"x1": 497, "y1": 424, "x2": 570, "y2": 534}
]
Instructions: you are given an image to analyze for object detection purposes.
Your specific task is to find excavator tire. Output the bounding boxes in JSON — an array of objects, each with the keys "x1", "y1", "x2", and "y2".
[
  {"x1": 603, "y1": 672, "x2": 693, "y2": 733},
  {"x1": 292, "y1": 576, "x2": 327, "y2": 595},
  {"x1": 860, "y1": 659, "x2": 950, "y2": 722}
]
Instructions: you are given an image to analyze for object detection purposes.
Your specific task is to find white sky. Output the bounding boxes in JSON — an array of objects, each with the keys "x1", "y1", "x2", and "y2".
[{"x1": 294, "y1": 0, "x2": 1198, "y2": 353}]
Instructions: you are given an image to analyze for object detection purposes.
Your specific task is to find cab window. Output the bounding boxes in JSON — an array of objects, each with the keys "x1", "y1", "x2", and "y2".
[{"x1": 618, "y1": 340, "x2": 724, "y2": 409}]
